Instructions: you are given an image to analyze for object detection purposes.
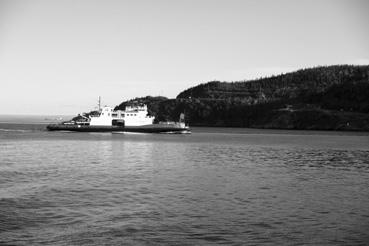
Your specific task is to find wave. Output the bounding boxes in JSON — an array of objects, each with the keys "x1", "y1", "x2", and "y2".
[
  {"x1": 0, "y1": 128, "x2": 32, "y2": 133},
  {"x1": 0, "y1": 121, "x2": 51, "y2": 124}
]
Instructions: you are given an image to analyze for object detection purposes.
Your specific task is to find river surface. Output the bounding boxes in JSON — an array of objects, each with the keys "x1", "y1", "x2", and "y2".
[{"x1": 1, "y1": 118, "x2": 369, "y2": 245}]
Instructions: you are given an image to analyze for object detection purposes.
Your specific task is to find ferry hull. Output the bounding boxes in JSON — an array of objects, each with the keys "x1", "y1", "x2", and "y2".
[{"x1": 46, "y1": 124, "x2": 190, "y2": 134}]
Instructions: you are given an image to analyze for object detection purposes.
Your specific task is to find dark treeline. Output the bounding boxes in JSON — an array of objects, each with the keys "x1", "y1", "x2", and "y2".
[
  {"x1": 114, "y1": 65, "x2": 369, "y2": 131},
  {"x1": 177, "y1": 65, "x2": 369, "y2": 102}
]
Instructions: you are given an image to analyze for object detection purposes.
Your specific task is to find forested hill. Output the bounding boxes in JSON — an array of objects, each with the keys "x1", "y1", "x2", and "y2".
[
  {"x1": 115, "y1": 65, "x2": 369, "y2": 131},
  {"x1": 177, "y1": 65, "x2": 369, "y2": 104}
]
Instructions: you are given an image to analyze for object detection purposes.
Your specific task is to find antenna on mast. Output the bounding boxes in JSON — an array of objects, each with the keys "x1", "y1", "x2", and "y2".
[{"x1": 98, "y1": 96, "x2": 101, "y2": 111}]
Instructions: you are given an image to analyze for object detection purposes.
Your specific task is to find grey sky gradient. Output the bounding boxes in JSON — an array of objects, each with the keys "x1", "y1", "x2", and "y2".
[{"x1": 0, "y1": 0, "x2": 368, "y2": 115}]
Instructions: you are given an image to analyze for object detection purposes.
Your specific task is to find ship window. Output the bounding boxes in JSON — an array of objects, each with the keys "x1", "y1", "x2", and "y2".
[
  {"x1": 108, "y1": 113, "x2": 110, "y2": 116},
  {"x1": 112, "y1": 113, "x2": 117, "y2": 117}
]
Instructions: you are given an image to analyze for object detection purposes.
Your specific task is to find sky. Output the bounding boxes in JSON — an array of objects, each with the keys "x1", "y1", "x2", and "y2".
[{"x1": 0, "y1": 0, "x2": 368, "y2": 115}]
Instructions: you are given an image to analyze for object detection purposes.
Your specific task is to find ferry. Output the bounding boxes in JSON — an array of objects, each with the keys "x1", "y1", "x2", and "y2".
[{"x1": 47, "y1": 104, "x2": 190, "y2": 134}]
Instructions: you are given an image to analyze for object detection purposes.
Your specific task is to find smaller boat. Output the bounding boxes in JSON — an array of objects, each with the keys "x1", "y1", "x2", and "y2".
[{"x1": 47, "y1": 104, "x2": 190, "y2": 134}]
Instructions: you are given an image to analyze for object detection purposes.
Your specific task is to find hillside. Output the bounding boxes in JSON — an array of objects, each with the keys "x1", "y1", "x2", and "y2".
[
  {"x1": 177, "y1": 65, "x2": 369, "y2": 103},
  {"x1": 116, "y1": 65, "x2": 369, "y2": 131}
]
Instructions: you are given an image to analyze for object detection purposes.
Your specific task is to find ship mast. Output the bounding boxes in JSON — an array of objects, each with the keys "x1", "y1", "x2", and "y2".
[{"x1": 98, "y1": 96, "x2": 101, "y2": 111}]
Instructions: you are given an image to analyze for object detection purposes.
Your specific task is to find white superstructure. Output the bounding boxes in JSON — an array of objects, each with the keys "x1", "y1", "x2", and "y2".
[{"x1": 89, "y1": 104, "x2": 155, "y2": 126}]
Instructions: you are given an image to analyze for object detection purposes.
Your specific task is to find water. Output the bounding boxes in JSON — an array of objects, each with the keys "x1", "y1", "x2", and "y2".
[{"x1": 1, "y1": 118, "x2": 369, "y2": 245}]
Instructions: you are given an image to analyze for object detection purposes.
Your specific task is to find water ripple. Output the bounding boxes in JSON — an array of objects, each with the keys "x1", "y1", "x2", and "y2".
[{"x1": 1, "y1": 126, "x2": 369, "y2": 245}]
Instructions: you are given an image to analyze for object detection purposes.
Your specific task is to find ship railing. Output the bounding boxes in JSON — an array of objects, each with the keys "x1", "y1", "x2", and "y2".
[{"x1": 159, "y1": 121, "x2": 176, "y2": 125}]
